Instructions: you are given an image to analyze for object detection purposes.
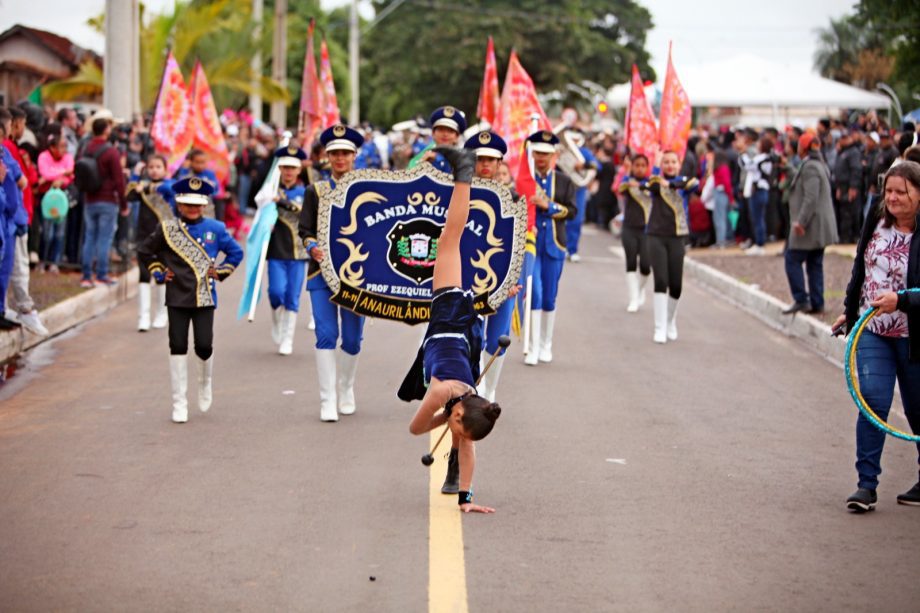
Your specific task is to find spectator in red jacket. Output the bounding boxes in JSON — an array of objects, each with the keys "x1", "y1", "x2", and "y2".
[{"x1": 79, "y1": 117, "x2": 126, "y2": 288}]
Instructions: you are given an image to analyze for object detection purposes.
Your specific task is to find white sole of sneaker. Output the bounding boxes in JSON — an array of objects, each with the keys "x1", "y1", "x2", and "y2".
[
  {"x1": 896, "y1": 499, "x2": 920, "y2": 506},
  {"x1": 847, "y1": 501, "x2": 875, "y2": 512}
]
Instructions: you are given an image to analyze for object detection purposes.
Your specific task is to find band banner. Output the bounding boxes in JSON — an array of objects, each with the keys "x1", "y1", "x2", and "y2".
[{"x1": 316, "y1": 164, "x2": 527, "y2": 325}]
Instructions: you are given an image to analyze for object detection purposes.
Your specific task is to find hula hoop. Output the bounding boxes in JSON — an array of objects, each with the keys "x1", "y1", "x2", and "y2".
[{"x1": 844, "y1": 288, "x2": 920, "y2": 442}]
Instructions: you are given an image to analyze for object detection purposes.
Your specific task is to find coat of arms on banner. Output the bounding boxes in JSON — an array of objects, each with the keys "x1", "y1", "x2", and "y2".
[{"x1": 316, "y1": 164, "x2": 526, "y2": 324}]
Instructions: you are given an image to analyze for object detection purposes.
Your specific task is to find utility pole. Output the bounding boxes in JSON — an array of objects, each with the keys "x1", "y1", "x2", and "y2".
[
  {"x1": 249, "y1": 0, "x2": 263, "y2": 122},
  {"x1": 270, "y1": 0, "x2": 288, "y2": 129},
  {"x1": 103, "y1": 0, "x2": 139, "y2": 120},
  {"x1": 349, "y1": 0, "x2": 359, "y2": 126}
]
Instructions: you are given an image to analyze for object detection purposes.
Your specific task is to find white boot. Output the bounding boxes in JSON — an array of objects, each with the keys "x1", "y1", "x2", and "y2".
[
  {"x1": 308, "y1": 316, "x2": 316, "y2": 331},
  {"x1": 197, "y1": 355, "x2": 213, "y2": 412},
  {"x1": 336, "y1": 350, "x2": 360, "y2": 415},
  {"x1": 524, "y1": 310, "x2": 542, "y2": 366},
  {"x1": 625, "y1": 272, "x2": 639, "y2": 313},
  {"x1": 667, "y1": 296, "x2": 680, "y2": 341},
  {"x1": 271, "y1": 307, "x2": 285, "y2": 345},
  {"x1": 637, "y1": 273, "x2": 650, "y2": 308},
  {"x1": 653, "y1": 293, "x2": 669, "y2": 344},
  {"x1": 478, "y1": 349, "x2": 505, "y2": 402},
  {"x1": 152, "y1": 284, "x2": 168, "y2": 328},
  {"x1": 279, "y1": 310, "x2": 297, "y2": 355},
  {"x1": 316, "y1": 349, "x2": 338, "y2": 422},
  {"x1": 539, "y1": 310, "x2": 556, "y2": 363},
  {"x1": 169, "y1": 355, "x2": 188, "y2": 423},
  {"x1": 137, "y1": 283, "x2": 151, "y2": 331}
]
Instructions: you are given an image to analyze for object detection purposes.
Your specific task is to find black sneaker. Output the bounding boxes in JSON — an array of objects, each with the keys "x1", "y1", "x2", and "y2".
[
  {"x1": 896, "y1": 481, "x2": 920, "y2": 506},
  {"x1": 0, "y1": 316, "x2": 21, "y2": 330},
  {"x1": 846, "y1": 488, "x2": 877, "y2": 513}
]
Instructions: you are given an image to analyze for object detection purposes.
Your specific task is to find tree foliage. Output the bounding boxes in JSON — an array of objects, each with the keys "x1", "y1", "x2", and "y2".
[
  {"x1": 360, "y1": 0, "x2": 654, "y2": 127},
  {"x1": 854, "y1": 0, "x2": 920, "y2": 101},
  {"x1": 813, "y1": 14, "x2": 891, "y2": 90}
]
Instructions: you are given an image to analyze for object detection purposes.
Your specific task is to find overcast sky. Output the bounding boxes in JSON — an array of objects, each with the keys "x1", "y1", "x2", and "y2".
[{"x1": 1, "y1": 0, "x2": 856, "y2": 81}]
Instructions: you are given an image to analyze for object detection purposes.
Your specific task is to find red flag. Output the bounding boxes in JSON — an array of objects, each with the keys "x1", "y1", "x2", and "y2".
[
  {"x1": 319, "y1": 39, "x2": 340, "y2": 128},
  {"x1": 150, "y1": 51, "x2": 194, "y2": 176},
  {"x1": 476, "y1": 36, "x2": 500, "y2": 126},
  {"x1": 658, "y1": 43, "x2": 692, "y2": 159},
  {"x1": 514, "y1": 145, "x2": 538, "y2": 231},
  {"x1": 492, "y1": 50, "x2": 551, "y2": 183},
  {"x1": 625, "y1": 64, "x2": 658, "y2": 161},
  {"x1": 189, "y1": 61, "x2": 231, "y2": 188},
  {"x1": 299, "y1": 19, "x2": 323, "y2": 150}
]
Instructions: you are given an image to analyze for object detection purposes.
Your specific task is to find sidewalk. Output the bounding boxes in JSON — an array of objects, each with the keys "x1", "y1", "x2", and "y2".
[{"x1": 0, "y1": 268, "x2": 138, "y2": 363}]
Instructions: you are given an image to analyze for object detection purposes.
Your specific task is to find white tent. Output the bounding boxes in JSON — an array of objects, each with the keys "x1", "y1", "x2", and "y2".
[{"x1": 607, "y1": 55, "x2": 890, "y2": 109}]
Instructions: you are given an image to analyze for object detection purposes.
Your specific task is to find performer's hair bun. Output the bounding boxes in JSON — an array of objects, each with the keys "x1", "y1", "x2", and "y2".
[
  {"x1": 461, "y1": 396, "x2": 502, "y2": 440},
  {"x1": 484, "y1": 403, "x2": 501, "y2": 423}
]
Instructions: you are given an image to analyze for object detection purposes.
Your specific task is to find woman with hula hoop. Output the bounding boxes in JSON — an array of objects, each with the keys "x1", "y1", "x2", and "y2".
[
  {"x1": 833, "y1": 160, "x2": 920, "y2": 513},
  {"x1": 400, "y1": 146, "x2": 502, "y2": 514}
]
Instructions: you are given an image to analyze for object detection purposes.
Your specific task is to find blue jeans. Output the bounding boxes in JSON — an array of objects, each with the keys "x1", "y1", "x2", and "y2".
[
  {"x1": 855, "y1": 331, "x2": 920, "y2": 490},
  {"x1": 41, "y1": 218, "x2": 66, "y2": 264},
  {"x1": 750, "y1": 188, "x2": 769, "y2": 247},
  {"x1": 267, "y1": 259, "x2": 306, "y2": 311},
  {"x1": 713, "y1": 190, "x2": 730, "y2": 245},
  {"x1": 81, "y1": 202, "x2": 118, "y2": 280},
  {"x1": 784, "y1": 248, "x2": 824, "y2": 310},
  {"x1": 307, "y1": 277, "x2": 365, "y2": 354}
]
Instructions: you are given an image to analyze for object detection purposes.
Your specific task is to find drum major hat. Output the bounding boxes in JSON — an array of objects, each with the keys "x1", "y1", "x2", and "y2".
[
  {"x1": 526, "y1": 130, "x2": 559, "y2": 154},
  {"x1": 463, "y1": 130, "x2": 507, "y2": 159},
  {"x1": 173, "y1": 176, "x2": 215, "y2": 206},
  {"x1": 320, "y1": 124, "x2": 363, "y2": 153},
  {"x1": 429, "y1": 106, "x2": 467, "y2": 134},
  {"x1": 274, "y1": 145, "x2": 307, "y2": 168}
]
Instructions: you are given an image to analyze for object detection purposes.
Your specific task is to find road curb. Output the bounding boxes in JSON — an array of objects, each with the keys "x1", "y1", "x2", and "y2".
[
  {"x1": 608, "y1": 245, "x2": 846, "y2": 366},
  {"x1": 0, "y1": 267, "x2": 139, "y2": 363}
]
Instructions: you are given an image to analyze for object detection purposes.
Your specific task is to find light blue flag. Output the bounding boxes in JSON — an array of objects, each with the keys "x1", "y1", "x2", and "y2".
[{"x1": 237, "y1": 202, "x2": 278, "y2": 320}]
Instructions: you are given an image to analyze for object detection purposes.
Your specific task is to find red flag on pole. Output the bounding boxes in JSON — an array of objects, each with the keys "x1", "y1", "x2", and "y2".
[
  {"x1": 189, "y1": 61, "x2": 231, "y2": 188},
  {"x1": 625, "y1": 64, "x2": 658, "y2": 161},
  {"x1": 476, "y1": 36, "x2": 500, "y2": 126},
  {"x1": 658, "y1": 42, "x2": 692, "y2": 159},
  {"x1": 492, "y1": 50, "x2": 551, "y2": 183},
  {"x1": 299, "y1": 19, "x2": 323, "y2": 150},
  {"x1": 319, "y1": 39, "x2": 340, "y2": 128},
  {"x1": 150, "y1": 50, "x2": 194, "y2": 177}
]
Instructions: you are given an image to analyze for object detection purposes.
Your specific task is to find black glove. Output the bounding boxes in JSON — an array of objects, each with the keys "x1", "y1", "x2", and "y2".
[{"x1": 433, "y1": 147, "x2": 476, "y2": 184}]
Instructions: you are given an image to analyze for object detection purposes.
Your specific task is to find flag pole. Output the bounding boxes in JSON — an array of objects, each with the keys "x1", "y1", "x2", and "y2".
[{"x1": 522, "y1": 111, "x2": 540, "y2": 357}]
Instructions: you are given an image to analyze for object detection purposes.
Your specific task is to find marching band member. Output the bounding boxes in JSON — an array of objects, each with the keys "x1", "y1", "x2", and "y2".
[
  {"x1": 138, "y1": 177, "x2": 243, "y2": 423},
  {"x1": 645, "y1": 150, "x2": 698, "y2": 344},
  {"x1": 563, "y1": 128, "x2": 600, "y2": 263},
  {"x1": 404, "y1": 146, "x2": 502, "y2": 513},
  {"x1": 524, "y1": 130, "x2": 577, "y2": 366},
  {"x1": 298, "y1": 125, "x2": 366, "y2": 422},
  {"x1": 267, "y1": 145, "x2": 308, "y2": 355},
  {"x1": 617, "y1": 153, "x2": 652, "y2": 312},
  {"x1": 423, "y1": 106, "x2": 467, "y2": 173},
  {"x1": 126, "y1": 154, "x2": 174, "y2": 331}
]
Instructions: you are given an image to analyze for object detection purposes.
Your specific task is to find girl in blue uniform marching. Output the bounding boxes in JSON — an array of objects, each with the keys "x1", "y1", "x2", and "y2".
[
  {"x1": 404, "y1": 146, "x2": 502, "y2": 514},
  {"x1": 524, "y1": 131, "x2": 577, "y2": 366},
  {"x1": 138, "y1": 177, "x2": 243, "y2": 423},
  {"x1": 298, "y1": 125, "x2": 366, "y2": 422},
  {"x1": 267, "y1": 145, "x2": 308, "y2": 355}
]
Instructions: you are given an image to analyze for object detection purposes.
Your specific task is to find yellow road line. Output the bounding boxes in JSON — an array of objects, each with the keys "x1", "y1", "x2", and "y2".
[{"x1": 428, "y1": 432, "x2": 468, "y2": 613}]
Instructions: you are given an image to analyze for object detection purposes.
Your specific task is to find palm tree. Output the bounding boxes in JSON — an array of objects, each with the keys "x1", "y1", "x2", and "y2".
[
  {"x1": 813, "y1": 16, "x2": 860, "y2": 83},
  {"x1": 43, "y1": 0, "x2": 290, "y2": 110}
]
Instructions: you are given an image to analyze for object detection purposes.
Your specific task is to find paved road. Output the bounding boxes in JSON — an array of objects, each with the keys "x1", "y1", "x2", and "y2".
[{"x1": 2, "y1": 229, "x2": 919, "y2": 612}]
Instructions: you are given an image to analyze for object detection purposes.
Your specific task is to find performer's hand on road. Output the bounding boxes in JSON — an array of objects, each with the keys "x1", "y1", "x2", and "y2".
[
  {"x1": 792, "y1": 222, "x2": 806, "y2": 236},
  {"x1": 310, "y1": 246, "x2": 324, "y2": 262},
  {"x1": 870, "y1": 291, "x2": 899, "y2": 314},
  {"x1": 460, "y1": 503, "x2": 495, "y2": 514},
  {"x1": 164, "y1": 268, "x2": 175, "y2": 282}
]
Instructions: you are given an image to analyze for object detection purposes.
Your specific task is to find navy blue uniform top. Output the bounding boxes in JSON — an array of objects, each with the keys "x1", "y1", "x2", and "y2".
[
  {"x1": 534, "y1": 169, "x2": 577, "y2": 259},
  {"x1": 269, "y1": 182, "x2": 308, "y2": 260}
]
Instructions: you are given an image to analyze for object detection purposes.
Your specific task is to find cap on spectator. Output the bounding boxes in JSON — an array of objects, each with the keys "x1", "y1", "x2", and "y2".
[
  {"x1": 869, "y1": 131, "x2": 880, "y2": 144},
  {"x1": 90, "y1": 108, "x2": 114, "y2": 124},
  {"x1": 798, "y1": 132, "x2": 817, "y2": 157}
]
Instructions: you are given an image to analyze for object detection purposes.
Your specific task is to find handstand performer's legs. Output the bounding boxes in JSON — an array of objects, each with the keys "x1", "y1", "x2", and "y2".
[{"x1": 432, "y1": 181, "x2": 471, "y2": 291}]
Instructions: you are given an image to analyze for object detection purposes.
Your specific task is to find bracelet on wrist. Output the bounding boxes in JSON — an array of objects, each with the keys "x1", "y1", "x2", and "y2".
[{"x1": 458, "y1": 490, "x2": 473, "y2": 506}]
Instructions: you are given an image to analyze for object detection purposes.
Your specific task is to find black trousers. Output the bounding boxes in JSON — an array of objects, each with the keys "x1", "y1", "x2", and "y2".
[
  {"x1": 647, "y1": 234, "x2": 686, "y2": 299},
  {"x1": 168, "y1": 306, "x2": 214, "y2": 360},
  {"x1": 621, "y1": 225, "x2": 651, "y2": 275}
]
